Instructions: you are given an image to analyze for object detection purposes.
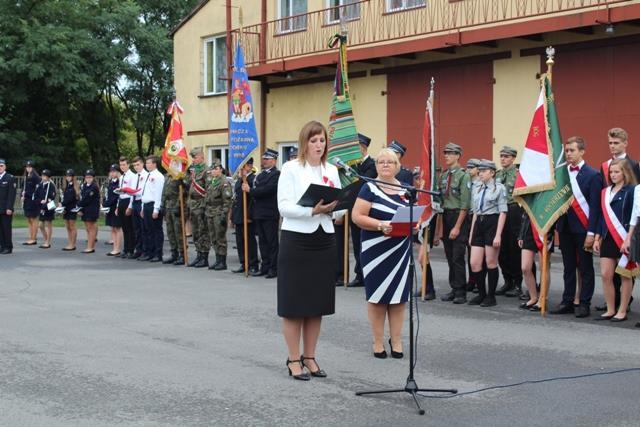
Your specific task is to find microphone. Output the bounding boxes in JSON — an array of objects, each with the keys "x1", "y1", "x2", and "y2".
[{"x1": 332, "y1": 157, "x2": 352, "y2": 176}]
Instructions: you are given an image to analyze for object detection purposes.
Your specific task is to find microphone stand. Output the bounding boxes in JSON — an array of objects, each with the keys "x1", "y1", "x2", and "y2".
[{"x1": 342, "y1": 165, "x2": 457, "y2": 415}]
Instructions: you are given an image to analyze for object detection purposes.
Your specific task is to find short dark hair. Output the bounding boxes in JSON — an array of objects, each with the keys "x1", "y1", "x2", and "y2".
[
  {"x1": 132, "y1": 156, "x2": 144, "y2": 164},
  {"x1": 566, "y1": 136, "x2": 586, "y2": 151},
  {"x1": 146, "y1": 155, "x2": 159, "y2": 166},
  {"x1": 118, "y1": 156, "x2": 128, "y2": 163}
]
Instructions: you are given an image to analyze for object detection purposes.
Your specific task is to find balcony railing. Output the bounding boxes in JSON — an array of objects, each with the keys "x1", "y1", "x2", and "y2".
[{"x1": 231, "y1": 0, "x2": 635, "y2": 69}]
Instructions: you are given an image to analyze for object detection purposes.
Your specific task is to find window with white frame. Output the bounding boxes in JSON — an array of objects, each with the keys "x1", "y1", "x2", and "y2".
[
  {"x1": 386, "y1": 0, "x2": 426, "y2": 12},
  {"x1": 208, "y1": 146, "x2": 229, "y2": 171},
  {"x1": 326, "y1": 0, "x2": 360, "y2": 24},
  {"x1": 278, "y1": 0, "x2": 307, "y2": 33},
  {"x1": 203, "y1": 36, "x2": 227, "y2": 95},
  {"x1": 278, "y1": 142, "x2": 299, "y2": 167}
]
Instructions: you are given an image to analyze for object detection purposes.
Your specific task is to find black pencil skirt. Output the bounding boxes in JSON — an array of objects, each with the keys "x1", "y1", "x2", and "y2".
[{"x1": 277, "y1": 227, "x2": 336, "y2": 318}]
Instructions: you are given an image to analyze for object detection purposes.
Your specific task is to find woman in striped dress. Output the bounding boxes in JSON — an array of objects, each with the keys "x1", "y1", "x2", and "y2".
[{"x1": 353, "y1": 148, "x2": 411, "y2": 359}]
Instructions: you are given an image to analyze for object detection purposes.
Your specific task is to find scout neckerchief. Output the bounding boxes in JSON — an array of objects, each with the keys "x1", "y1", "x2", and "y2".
[
  {"x1": 190, "y1": 163, "x2": 206, "y2": 196},
  {"x1": 601, "y1": 185, "x2": 636, "y2": 277}
]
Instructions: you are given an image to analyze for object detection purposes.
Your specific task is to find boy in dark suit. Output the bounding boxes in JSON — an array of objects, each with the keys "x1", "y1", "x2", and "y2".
[
  {"x1": 551, "y1": 136, "x2": 602, "y2": 318},
  {"x1": 0, "y1": 159, "x2": 17, "y2": 254}
]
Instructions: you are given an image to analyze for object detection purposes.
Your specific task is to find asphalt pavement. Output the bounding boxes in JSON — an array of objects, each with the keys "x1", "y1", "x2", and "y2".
[{"x1": 1, "y1": 227, "x2": 639, "y2": 426}]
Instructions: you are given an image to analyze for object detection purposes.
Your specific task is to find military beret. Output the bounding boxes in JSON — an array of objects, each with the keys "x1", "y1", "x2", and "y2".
[
  {"x1": 500, "y1": 146, "x2": 518, "y2": 157},
  {"x1": 477, "y1": 159, "x2": 497, "y2": 171},
  {"x1": 262, "y1": 148, "x2": 279, "y2": 159},
  {"x1": 65, "y1": 169, "x2": 75, "y2": 176},
  {"x1": 41, "y1": 169, "x2": 52, "y2": 177},
  {"x1": 0, "y1": 159, "x2": 5, "y2": 166},
  {"x1": 25, "y1": 160, "x2": 34, "y2": 167},
  {"x1": 443, "y1": 142, "x2": 462, "y2": 154},
  {"x1": 389, "y1": 140, "x2": 407, "y2": 156},
  {"x1": 85, "y1": 169, "x2": 96, "y2": 177},
  {"x1": 189, "y1": 147, "x2": 203, "y2": 157},
  {"x1": 466, "y1": 158, "x2": 481, "y2": 168},
  {"x1": 358, "y1": 133, "x2": 371, "y2": 147}
]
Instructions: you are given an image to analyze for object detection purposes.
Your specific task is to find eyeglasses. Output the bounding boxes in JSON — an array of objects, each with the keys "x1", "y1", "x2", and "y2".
[{"x1": 376, "y1": 160, "x2": 398, "y2": 165}]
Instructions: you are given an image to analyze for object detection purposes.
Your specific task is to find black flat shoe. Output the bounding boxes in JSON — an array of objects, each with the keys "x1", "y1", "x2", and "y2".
[
  {"x1": 38, "y1": 244, "x2": 51, "y2": 249},
  {"x1": 301, "y1": 355, "x2": 327, "y2": 378},
  {"x1": 286, "y1": 358, "x2": 310, "y2": 381},
  {"x1": 62, "y1": 247, "x2": 76, "y2": 251},
  {"x1": 389, "y1": 339, "x2": 403, "y2": 359},
  {"x1": 520, "y1": 301, "x2": 538, "y2": 310},
  {"x1": 23, "y1": 241, "x2": 37, "y2": 246},
  {"x1": 594, "y1": 314, "x2": 614, "y2": 321},
  {"x1": 611, "y1": 316, "x2": 628, "y2": 323},
  {"x1": 82, "y1": 249, "x2": 95, "y2": 254},
  {"x1": 373, "y1": 349, "x2": 388, "y2": 359},
  {"x1": 528, "y1": 305, "x2": 541, "y2": 312}
]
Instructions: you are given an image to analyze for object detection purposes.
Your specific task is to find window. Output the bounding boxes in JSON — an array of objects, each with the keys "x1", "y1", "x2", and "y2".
[
  {"x1": 386, "y1": 0, "x2": 426, "y2": 12},
  {"x1": 278, "y1": 142, "x2": 298, "y2": 167},
  {"x1": 278, "y1": 0, "x2": 307, "y2": 33},
  {"x1": 203, "y1": 36, "x2": 227, "y2": 95},
  {"x1": 208, "y1": 146, "x2": 229, "y2": 170},
  {"x1": 326, "y1": 0, "x2": 360, "y2": 24}
]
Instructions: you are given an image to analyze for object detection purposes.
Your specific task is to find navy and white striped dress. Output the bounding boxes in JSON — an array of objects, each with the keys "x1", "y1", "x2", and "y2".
[{"x1": 358, "y1": 182, "x2": 411, "y2": 304}]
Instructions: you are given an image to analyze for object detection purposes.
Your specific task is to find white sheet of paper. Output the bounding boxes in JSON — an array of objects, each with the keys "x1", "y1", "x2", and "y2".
[{"x1": 390, "y1": 206, "x2": 426, "y2": 224}]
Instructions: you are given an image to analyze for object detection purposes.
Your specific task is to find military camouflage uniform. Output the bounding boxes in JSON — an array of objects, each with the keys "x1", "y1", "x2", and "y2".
[
  {"x1": 495, "y1": 163, "x2": 523, "y2": 295},
  {"x1": 162, "y1": 174, "x2": 186, "y2": 257},
  {"x1": 205, "y1": 174, "x2": 232, "y2": 256},
  {"x1": 188, "y1": 164, "x2": 210, "y2": 253}
]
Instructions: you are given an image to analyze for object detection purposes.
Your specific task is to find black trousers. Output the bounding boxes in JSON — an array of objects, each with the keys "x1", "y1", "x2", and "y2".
[
  {"x1": 442, "y1": 210, "x2": 470, "y2": 294},
  {"x1": 498, "y1": 203, "x2": 523, "y2": 285},
  {"x1": 558, "y1": 232, "x2": 594, "y2": 306},
  {"x1": 132, "y1": 200, "x2": 145, "y2": 255},
  {"x1": 234, "y1": 221, "x2": 259, "y2": 269},
  {"x1": 255, "y1": 219, "x2": 279, "y2": 274},
  {"x1": 142, "y1": 203, "x2": 164, "y2": 258},
  {"x1": 117, "y1": 201, "x2": 135, "y2": 254},
  {"x1": 0, "y1": 213, "x2": 12, "y2": 250}
]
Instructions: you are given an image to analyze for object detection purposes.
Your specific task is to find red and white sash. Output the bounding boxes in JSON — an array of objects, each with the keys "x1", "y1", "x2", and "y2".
[
  {"x1": 601, "y1": 187, "x2": 637, "y2": 277},
  {"x1": 568, "y1": 167, "x2": 589, "y2": 230},
  {"x1": 601, "y1": 159, "x2": 611, "y2": 186},
  {"x1": 530, "y1": 220, "x2": 552, "y2": 252}
]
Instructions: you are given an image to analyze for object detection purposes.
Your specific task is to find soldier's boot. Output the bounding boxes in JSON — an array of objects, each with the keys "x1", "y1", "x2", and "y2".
[
  {"x1": 481, "y1": 268, "x2": 499, "y2": 307},
  {"x1": 505, "y1": 278, "x2": 523, "y2": 298},
  {"x1": 209, "y1": 254, "x2": 220, "y2": 270},
  {"x1": 213, "y1": 255, "x2": 227, "y2": 271},
  {"x1": 163, "y1": 250, "x2": 178, "y2": 264},
  {"x1": 194, "y1": 252, "x2": 209, "y2": 268},
  {"x1": 174, "y1": 251, "x2": 185, "y2": 266},
  {"x1": 188, "y1": 252, "x2": 202, "y2": 267},
  {"x1": 468, "y1": 271, "x2": 487, "y2": 305},
  {"x1": 495, "y1": 277, "x2": 513, "y2": 296}
]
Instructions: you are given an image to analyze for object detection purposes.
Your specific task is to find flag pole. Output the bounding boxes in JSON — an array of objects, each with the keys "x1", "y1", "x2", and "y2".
[
  {"x1": 242, "y1": 175, "x2": 249, "y2": 277},
  {"x1": 343, "y1": 212, "x2": 349, "y2": 287},
  {"x1": 179, "y1": 185, "x2": 189, "y2": 266},
  {"x1": 421, "y1": 226, "x2": 429, "y2": 300},
  {"x1": 539, "y1": 235, "x2": 550, "y2": 315}
]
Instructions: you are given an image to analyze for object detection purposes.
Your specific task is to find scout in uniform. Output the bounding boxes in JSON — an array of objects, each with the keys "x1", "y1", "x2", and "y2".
[
  {"x1": 465, "y1": 158, "x2": 482, "y2": 293},
  {"x1": 187, "y1": 147, "x2": 211, "y2": 268},
  {"x1": 162, "y1": 173, "x2": 187, "y2": 265},
  {"x1": 467, "y1": 160, "x2": 508, "y2": 307},
  {"x1": 495, "y1": 146, "x2": 524, "y2": 298},
  {"x1": 78, "y1": 169, "x2": 101, "y2": 254},
  {"x1": 244, "y1": 148, "x2": 280, "y2": 278},
  {"x1": 435, "y1": 142, "x2": 471, "y2": 304},
  {"x1": 231, "y1": 158, "x2": 260, "y2": 274},
  {"x1": 388, "y1": 140, "x2": 414, "y2": 186},
  {"x1": 60, "y1": 169, "x2": 80, "y2": 251},
  {"x1": 33, "y1": 169, "x2": 57, "y2": 249},
  {"x1": 0, "y1": 159, "x2": 17, "y2": 254},
  {"x1": 205, "y1": 162, "x2": 233, "y2": 270},
  {"x1": 22, "y1": 160, "x2": 41, "y2": 245}
]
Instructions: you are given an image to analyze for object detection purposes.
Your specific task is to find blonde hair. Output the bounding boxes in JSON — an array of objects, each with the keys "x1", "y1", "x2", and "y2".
[
  {"x1": 609, "y1": 158, "x2": 637, "y2": 186},
  {"x1": 608, "y1": 127, "x2": 628, "y2": 142},
  {"x1": 297, "y1": 121, "x2": 328, "y2": 165},
  {"x1": 375, "y1": 148, "x2": 401, "y2": 174}
]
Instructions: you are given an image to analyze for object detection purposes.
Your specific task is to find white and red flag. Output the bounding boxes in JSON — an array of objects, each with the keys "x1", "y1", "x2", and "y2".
[
  {"x1": 417, "y1": 78, "x2": 435, "y2": 223},
  {"x1": 162, "y1": 101, "x2": 189, "y2": 178}
]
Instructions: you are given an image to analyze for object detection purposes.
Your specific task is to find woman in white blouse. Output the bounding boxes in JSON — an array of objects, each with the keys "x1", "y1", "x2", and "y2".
[{"x1": 277, "y1": 120, "x2": 343, "y2": 380}]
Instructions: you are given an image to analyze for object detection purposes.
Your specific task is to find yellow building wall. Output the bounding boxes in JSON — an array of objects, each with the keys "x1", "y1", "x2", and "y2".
[
  {"x1": 492, "y1": 54, "x2": 541, "y2": 164},
  {"x1": 265, "y1": 74, "x2": 387, "y2": 157}
]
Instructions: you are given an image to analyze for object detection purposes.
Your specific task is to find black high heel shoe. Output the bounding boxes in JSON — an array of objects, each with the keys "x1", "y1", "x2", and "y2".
[
  {"x1": 388, "y1": 339, "x2": 403, "y2": 359},
  {"x1": 286, "y1": 358, "x2": 310, "y2": 381},
  {"x1": 301, "y1": 355, "x2": 327, "y2": 378}
]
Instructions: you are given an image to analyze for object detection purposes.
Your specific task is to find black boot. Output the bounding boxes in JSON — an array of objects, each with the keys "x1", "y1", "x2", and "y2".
[
  {"x1": 213, "y1": 254, "x2": 227, "y2": 270},
  {"x1": 194, "y1": 252, "x2": 209, "y2": 268},
  {"x1": 163, "y1": 250, "x2": 177, "y2": 264},
  {"x1": 505, "y1": 278, "x2": 522, "y2": 298},
  {"x1": 174, "y1": 252, "x2": 185, "y2": 265},
  {"x1": 468, "y1": 271, "x2": 486, "y2": 305},
  {"x1": 188, "y1": 252, "x2": 202, "y2": 267},
  {"x1": 209, "y1": 254, "x2": 220, "y2": 270},
  {"x1": 481, "y1": 268, "x2": 499, "y2": 307},
  {"x1": 495, "y1": 277, "x2": 513, "y2": 296}
]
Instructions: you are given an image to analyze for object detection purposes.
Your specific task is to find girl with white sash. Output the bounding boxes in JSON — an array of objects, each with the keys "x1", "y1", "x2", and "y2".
[{"x1": 594, "y1": 159, "x2": 637, "y2": 322}]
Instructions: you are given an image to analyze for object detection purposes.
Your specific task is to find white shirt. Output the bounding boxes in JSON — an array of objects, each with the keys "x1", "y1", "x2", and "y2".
[
  {"x1": 133, "y1": 170, "x2": 149, "y2": 201},
  {"x1": 118, "y1": 169, "x2": 136, "y2": 208},
  {"x1": 630, "y1": 185, "x2": 640, "y2": 227},
  {"x1": 140, "y1": 169, "x2": 164, "y2": 212},
  {"x1": 278, "y1": 160, "x2": 345, "y2": 233}
]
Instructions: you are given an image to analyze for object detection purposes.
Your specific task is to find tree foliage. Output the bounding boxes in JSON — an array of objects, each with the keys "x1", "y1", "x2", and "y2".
[{"x1": 0, "y1": 0, "x2": 200, "y2": 174}]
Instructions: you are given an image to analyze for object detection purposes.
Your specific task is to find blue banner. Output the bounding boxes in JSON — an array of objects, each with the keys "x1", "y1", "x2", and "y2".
[{"x1": 228, "y1": 42, "x2": 259, "y2": 175}]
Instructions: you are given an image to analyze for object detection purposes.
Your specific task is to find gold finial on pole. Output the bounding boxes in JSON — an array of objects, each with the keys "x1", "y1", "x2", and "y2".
[{"x1": 545, "y1": 46, "x2": 555, "y2": 80}]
